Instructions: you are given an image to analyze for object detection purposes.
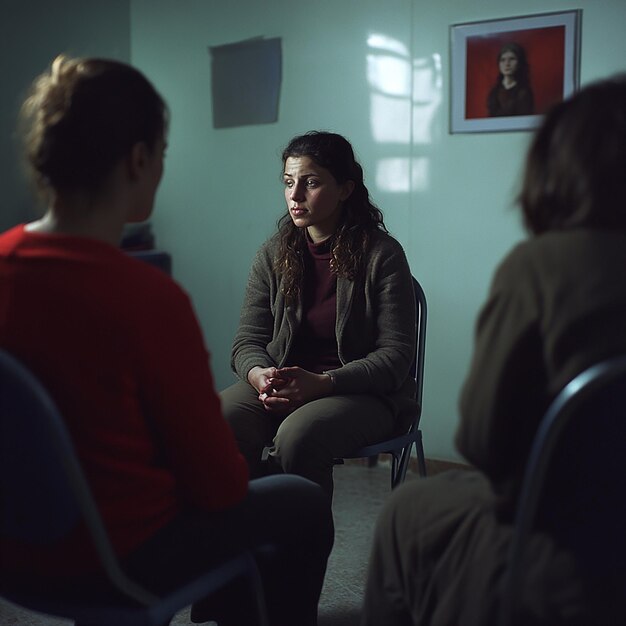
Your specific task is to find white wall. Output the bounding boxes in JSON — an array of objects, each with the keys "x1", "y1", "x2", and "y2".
[{"x1": 130, "y1": 0, "x2": 626, "y2": 461}]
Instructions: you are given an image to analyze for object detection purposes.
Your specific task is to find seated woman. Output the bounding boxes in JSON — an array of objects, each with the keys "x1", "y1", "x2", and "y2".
[
  {"x1": 361, "y1": 74, "x2": 626, "y2": 626},
  {"x1": 220, "y1": 131, "x2": 417, "y2": 497},
  {"x1": 0, "y1": 55, "x2": 333, "y2": 626}
]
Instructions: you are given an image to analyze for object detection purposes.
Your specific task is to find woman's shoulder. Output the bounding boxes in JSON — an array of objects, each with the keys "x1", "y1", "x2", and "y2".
[
  {"x1": 252, "y1": 232, "x2": 280, "y2": 262},
  {"x1": 505, "y1": 229, "x2": 626, "y2": 258},
  {"x1": 364, "y1": 230, "x2": 413, "y2": 281},
  {"x1": 244, "y1": 233, "x2": 283, "y2": 281},
  {"x1": 494, "y1": 229, "x2": 626, "y2": 287},
  {"x1": 369, "y1": 228, "x2": 407, "y2": 255}
]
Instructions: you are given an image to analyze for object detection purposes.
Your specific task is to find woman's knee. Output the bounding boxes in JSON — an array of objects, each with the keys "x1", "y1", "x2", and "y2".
[
  {"x1": 220, "y1": 381, "x2": 258, "y2": 420},
  {"x1": 220, "y1": 382, "x2": 266, "y2": 436},
  {"x1": 272, "y1": 412, "x2": 324, "y2": 468},
  {"x1": 249, "y1": 475, "x2": 334, "y2": 540},
  {"x1": 250, "y1": 474, "x2": 326, "y2": 507},
  {"x1": 220, "y1": 381, "x2": 275, "y2": 473}
]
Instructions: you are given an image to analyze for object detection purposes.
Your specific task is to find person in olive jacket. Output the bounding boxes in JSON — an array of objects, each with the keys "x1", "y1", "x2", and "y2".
[
  {"x1": 221, "y1": 131, "x2": 417, "y2": 497},
  {"x1": 362, "y1": 74, "x2": 626, "y2": 626}
]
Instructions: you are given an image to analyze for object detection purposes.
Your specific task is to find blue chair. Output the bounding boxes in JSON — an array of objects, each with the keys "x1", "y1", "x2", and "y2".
[
  {"x1": 498, "y1": 355, "x2": 626, "y2": 626},
  {"x1": 335, "y1": 276, "x2": 428, "y2": 488},
  {"x1": 128, "y1": 249, "x2": 173, "y2": 275},
  {"x1": 0, "y1": 348, "x2": 269, "y2": 626}
]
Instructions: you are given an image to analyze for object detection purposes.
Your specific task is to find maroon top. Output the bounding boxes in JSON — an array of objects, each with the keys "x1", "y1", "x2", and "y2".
[{"x1": 287, "y1": 237, "x2": 341, "y2": 373}]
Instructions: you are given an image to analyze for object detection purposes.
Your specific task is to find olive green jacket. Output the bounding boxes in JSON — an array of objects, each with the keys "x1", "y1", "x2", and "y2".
[
  {"x1": 457, "y1": 228, "x2": 626, "y2": 516},
  {"x1": 231, "y1": 229, "x2": 417, "y2": 426}
]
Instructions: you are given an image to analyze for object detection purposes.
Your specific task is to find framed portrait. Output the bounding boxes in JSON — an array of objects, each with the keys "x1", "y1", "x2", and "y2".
[{"x1": 450, "y1": 10, "x2": 581, "y2": 133}]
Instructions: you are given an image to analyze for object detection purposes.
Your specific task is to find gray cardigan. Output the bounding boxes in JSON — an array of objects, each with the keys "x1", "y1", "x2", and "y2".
[{"x1": 231, "y1": 229, "x2": 418, "y2": 425}]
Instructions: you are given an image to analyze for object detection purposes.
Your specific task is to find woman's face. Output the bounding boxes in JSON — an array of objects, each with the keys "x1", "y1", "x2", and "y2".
[
  {"x1": 499, "y1": 50, "x2": 519, "y2": 77},
  {"x1": 283, "y1": 155, "x2": 354, "y2": 243}
]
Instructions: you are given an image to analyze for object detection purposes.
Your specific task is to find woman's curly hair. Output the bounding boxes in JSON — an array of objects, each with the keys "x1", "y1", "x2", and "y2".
[{"x1": 275, "y1": 131, "x2": 387, "y2": 300}]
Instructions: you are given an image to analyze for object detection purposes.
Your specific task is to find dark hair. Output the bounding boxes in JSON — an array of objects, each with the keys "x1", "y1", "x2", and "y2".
[
  {"x1": 19, "y1": 55, "x2": 168, "y2": 196},
  {"x1": 519, "y1": 74, "x2": 626, "y2": 234},
  {"x1": 275, "y1": 131, "x2": 387, "y2": 299},
  {"x1": 495, "y1": 42, "x2": 531, "y2": 87}
]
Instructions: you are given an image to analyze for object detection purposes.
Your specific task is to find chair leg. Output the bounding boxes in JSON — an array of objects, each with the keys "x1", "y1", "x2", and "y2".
[
  {"x1": 390, "y1": 451, "x2": 400, "y2": 489},
  {"x1": 245, "y1": 553, "x2": 270, "y2": 626},
  {"x1": 416, "y1": 429, "x2": 427, "y2": 477}
]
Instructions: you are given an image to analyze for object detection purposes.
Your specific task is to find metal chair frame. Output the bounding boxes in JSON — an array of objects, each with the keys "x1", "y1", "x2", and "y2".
[
  {"x1": 0, "y1": 349, "x2": 268, "y2": 626},
  {"x1": 498, "y1": 354, "x2": 626, "y2": 626},
  {"x1": 335, "y1": 276, "x2": 428, "y2": 488}
]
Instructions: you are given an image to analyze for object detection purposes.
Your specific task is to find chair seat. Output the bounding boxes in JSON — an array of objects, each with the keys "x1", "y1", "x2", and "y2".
[{"x1": 345, "y1": 430, "x2": 420, "y2": 459}]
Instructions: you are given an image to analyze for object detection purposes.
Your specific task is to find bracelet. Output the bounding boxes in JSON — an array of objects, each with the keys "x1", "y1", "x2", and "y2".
[{"x1": 323, "y1": 370, "x2": 336, "y2": 393}]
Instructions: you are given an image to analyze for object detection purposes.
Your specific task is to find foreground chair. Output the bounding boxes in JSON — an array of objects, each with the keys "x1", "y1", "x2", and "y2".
[
  {"x1": 128, "y1": 248, "x2": 173, "y2": 275},
  {"x1": 335, "y1": 276, "x2": 428, "y2": 488},
  {"x1": 498, "y1": 355, "x2": 626, "y2": 626},
  {"x1": 0, "y1": 348, "x2": 268, "y2": 626}
]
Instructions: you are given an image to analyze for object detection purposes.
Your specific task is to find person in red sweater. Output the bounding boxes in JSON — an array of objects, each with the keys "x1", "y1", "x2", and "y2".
[{"x1": 0, "y1": 55, "x2": 332, "y2": 626}]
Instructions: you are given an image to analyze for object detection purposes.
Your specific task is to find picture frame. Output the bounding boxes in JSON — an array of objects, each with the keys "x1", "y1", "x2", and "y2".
[{"x1": 450, "y1": 10, "x2": 581, "y2": 133}]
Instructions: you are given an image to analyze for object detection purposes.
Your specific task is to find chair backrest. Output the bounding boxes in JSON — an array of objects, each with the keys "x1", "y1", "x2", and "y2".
[
  {"x1": 127, "y1": 249, "x2": 172, "y2": 275},
  {"x1": 499, "y1": 355, "x2": 626, "y2": 625},
  {"x1": 0, "y1": 349, "x2": 156, "y2": 605},
  {"x1": 0, "y1": 351, "x2": 80, "y2": 542},
  {"x1": 411, "y1": 276, "x2": 427, "y2": 423},
  {"x1": 331, "y1": 275, "x2": 427, "y2": 483}
]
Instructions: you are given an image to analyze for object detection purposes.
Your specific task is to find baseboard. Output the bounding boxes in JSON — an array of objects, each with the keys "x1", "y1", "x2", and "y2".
[
  {"x1": 342, "y1": 455, "x2": 471, "y2": 476},
  {"x1": 418, "y1": 457, "x2": 471, "y2": 476}
]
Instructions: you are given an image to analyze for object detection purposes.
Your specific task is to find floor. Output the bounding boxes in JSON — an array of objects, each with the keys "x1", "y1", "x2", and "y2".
[{"x1": 0, "y1": 461, "x2": 429, "y2": 626}]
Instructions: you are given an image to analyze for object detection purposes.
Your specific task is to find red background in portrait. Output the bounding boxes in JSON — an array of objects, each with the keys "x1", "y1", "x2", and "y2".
[{"x1": 464, "y1": 26, "x2": 565, "y2": 119}]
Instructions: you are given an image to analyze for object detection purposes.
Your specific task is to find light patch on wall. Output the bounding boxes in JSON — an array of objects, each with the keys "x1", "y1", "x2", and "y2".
[
  {"x1": 412, "y1": 54, "x2": 443, "y2": 145},
  {"x1": 376, "y1": 157, "x2": 429, "y2": 193},
  {"x1": 370, "y1": 93, "x2": 411, "y2": 143},
  {"x1": 367, "y1": 33, "x2": 412, "y2": 144},
  {"x1": 367, "y1": 34, "x2": 442, "y2": 147},
  {"x1": 209, "y1": 37, "x2": 282, "y2": 129},
  {"x1": 367, "y1": 32, "x2": 443, "y2": 194},
  {"x1": 367, "y1": 53, "x2": 411, "y2": 97},
  {"x1": 367, "y1": 33, "x2": 409, "y2": 57}
]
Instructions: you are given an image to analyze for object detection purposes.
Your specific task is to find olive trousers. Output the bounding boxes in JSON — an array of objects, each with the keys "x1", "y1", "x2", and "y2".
[{"x1": 220, "y1": 380, "x2": 398, "y2": 496}]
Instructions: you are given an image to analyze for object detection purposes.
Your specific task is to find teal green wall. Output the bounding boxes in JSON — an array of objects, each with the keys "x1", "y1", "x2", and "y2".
[
  {"x1": 131, "y1": 0, "x2": 626, "y2": 461},
  {"x1": 0, "y1": 0, "x2": 131, "y2": 231},
  {"x1": 3, "y1": 1, "x2": 625, "y2": 462}
]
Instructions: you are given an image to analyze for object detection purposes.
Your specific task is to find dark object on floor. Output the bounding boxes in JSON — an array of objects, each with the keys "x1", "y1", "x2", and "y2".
[
  {"x1": 499, "y1": 354, "x2": 626, "y2": 626},
  {"x1": 0, "y1": 349, "x2": 268, "y2": 626},
  {"x1": 335, "y1": 275, "x2": 428, "y2": 487}
]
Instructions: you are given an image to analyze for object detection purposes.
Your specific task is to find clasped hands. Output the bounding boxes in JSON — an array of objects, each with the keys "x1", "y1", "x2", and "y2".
[{"x1": 247, "y1": 365, "x2": 333, "y2": 415}]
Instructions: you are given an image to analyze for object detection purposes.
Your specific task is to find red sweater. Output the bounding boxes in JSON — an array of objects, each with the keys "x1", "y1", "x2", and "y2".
[{"x1": 0, "y1": 225, "x2": 248, "y2": 575}]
